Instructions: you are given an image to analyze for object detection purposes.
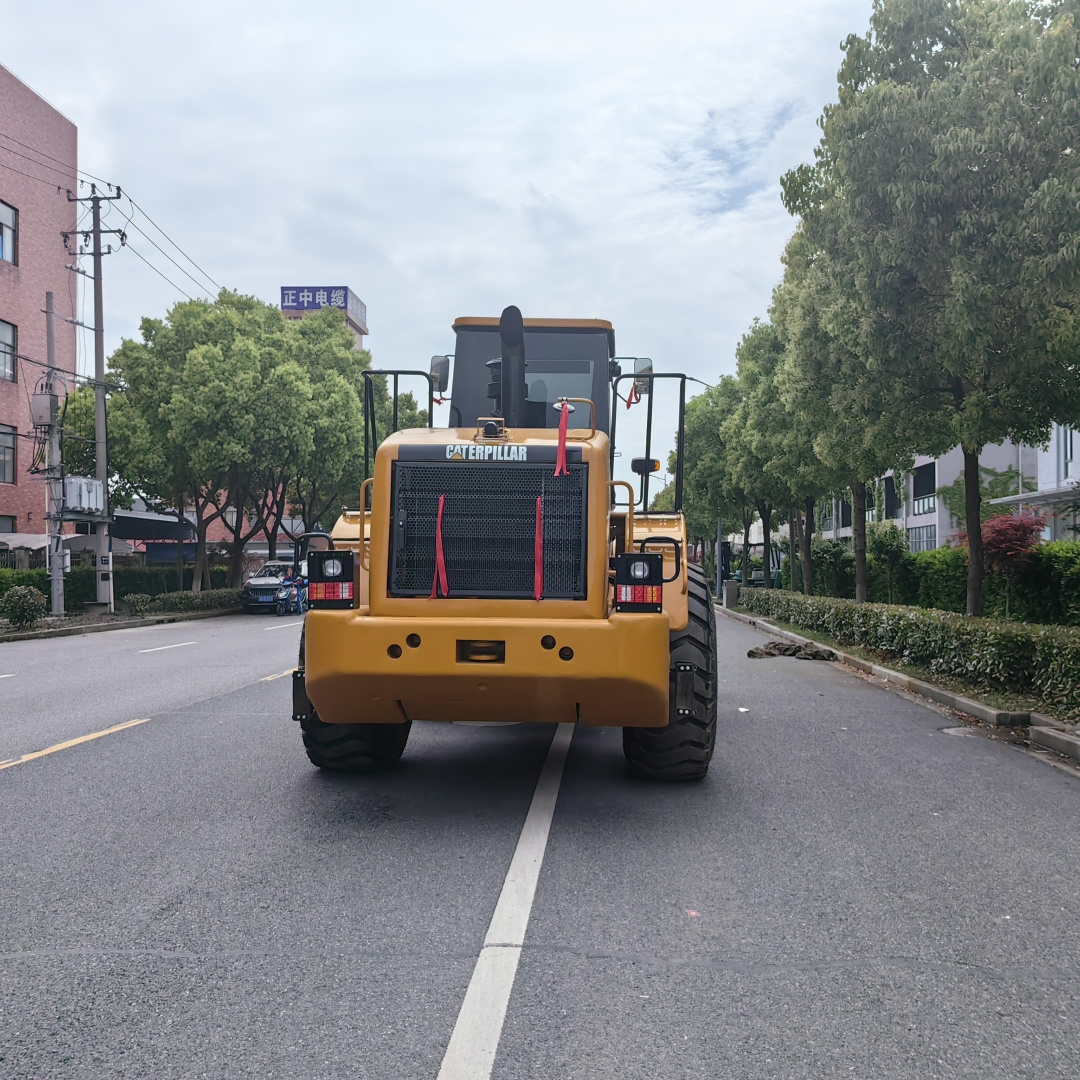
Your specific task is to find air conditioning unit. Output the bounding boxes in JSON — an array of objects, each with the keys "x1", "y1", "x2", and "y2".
[{"x1": 64, "y1": 476, "x2": 104, "y2": 515}]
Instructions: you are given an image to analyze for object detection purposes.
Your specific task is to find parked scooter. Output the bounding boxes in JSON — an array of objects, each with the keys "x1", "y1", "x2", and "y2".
[{"x1": 276, "y1": 576, "x2": 307, "y2": 616}]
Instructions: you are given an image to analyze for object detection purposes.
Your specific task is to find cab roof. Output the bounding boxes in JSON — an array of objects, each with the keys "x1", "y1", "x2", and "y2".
[{"x1": 452, "y1": 317, "x2": 615, "y2": 357}]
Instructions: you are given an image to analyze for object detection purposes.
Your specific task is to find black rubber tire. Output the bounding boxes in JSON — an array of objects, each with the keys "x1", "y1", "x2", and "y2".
[
  {"x1": 622, "y1": 563, "x2": 717, "y2": 780},
  {"x1": 300, "y1": 711, "x2": 412, "y2": 770},
  {"x1": 297, "y1": 629, "x2": 411, "y2": 770}
]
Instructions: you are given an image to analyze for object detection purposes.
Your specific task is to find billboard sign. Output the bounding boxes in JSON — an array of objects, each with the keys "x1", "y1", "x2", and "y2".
[{"x1": 280, "y1": 286, "x2": 367, "y2": 331}]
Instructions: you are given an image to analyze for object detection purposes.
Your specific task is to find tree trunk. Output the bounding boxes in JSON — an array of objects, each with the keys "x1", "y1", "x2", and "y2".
[
  {"x1": 175, "y1": 500, "x2": 185, "y2": 592},
  {"x1": 851, "y1": 479, "x2": 868, "y2": 603},
  {"x1": 266, "y1": 524, "x2": 277, "y2": 561},
  {"x1": 193, "y1": 515, "x2": 209, "y2": 593},
  {"x1": 963, "y1": 446, "x2": 984, "y2": 617},
  {"x1": 759, "y1": 503, "x2": 773, "y2": 588},
  {"x1": 789, "y1": 507, "x2": 801, "y2": 592},
  {"x1": 801, "y1": 496, "x2": 814, "y2": 595},
  {"x1": 741, "y1": 514, "x2": 752, "y2": 582}
]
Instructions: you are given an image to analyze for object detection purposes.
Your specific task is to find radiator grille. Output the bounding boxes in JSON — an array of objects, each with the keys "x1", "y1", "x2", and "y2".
[{"x1": 389, "y1": 461, "x2": 587, "y2": 598}]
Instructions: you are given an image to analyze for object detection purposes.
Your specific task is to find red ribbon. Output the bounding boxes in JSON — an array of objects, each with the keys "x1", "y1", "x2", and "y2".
[
  {"x1": 554, "y1": 401, "x2": 569, "y2": 477},
  {"x1": 429, "y1": 494, "x2": 449, "y2": 598},
  {"x1": 534, "y1": 495, "x2": 544, "y2": 601},
  {"x1": 626, "y1": 384, "x2": 640, "y2": 409}
]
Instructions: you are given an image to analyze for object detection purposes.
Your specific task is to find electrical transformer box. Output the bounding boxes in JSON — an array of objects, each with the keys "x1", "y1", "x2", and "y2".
[{"x1": 64, "y1": 476, "x2": 104, "y2": 515}]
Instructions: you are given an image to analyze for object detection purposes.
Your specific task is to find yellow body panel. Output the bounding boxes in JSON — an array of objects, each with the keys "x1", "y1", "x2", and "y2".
[
  {"x1": 305, "y1": 610, "x2": 670, "y2": 726},
  {"x1": 314, "y1": 422, "x2": 690, "y2": 728}
]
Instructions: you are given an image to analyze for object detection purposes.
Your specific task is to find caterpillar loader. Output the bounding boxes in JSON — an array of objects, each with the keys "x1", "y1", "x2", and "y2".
[{"x1": 291, "y1": 306, "x2": 717, "y2": 779}]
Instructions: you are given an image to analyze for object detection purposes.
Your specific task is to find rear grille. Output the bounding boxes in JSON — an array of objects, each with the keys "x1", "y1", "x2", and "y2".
[{"x1": 389, "y1": 461, "x2": 587, "y2": 599}]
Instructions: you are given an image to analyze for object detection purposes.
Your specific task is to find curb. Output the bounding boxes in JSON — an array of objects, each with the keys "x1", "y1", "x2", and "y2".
[
  {"x1": 0, "y1": 607, "x2": 243, "y2": 644},
  {"x1": 1029, "y1": 727, "x2": 1080, "y2": 765},
  {"x1": 716, "y1": 603, "x2": 1029, "y2": 727}
]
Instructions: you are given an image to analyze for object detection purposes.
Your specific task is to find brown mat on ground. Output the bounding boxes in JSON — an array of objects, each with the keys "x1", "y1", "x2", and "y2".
[{"x1": 747, "y1": 640, "x2": 837, "y2": 661}]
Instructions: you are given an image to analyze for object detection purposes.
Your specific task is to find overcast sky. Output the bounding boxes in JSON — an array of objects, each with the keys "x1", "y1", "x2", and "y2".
[{"x1": 4, "y1": 0, "x2": 871, "y2": 463}]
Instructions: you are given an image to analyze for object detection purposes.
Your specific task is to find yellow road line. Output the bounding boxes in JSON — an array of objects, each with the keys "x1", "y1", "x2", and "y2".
[
  {"x1": 260, "y1": 668, "x2": 297, "y2": 682},
  {"x1": 0, "y1": 718, "x2": 151, "y2": 772}
]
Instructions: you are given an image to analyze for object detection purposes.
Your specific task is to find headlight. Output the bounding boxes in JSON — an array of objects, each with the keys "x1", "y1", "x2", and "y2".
[
  {"x1": 629, "y1": 559, "x2": 651, "y2": 580},
  {"x1": 322, "y1": 557, "x2": 344, "y2": 579}
]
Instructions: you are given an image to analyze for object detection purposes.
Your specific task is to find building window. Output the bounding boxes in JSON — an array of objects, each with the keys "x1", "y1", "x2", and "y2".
[
  {"x1": 0, "y1": 319, "x2": 15, "y2": 382},
  {"x1": 0, "y1": 514, "x2": 14, "y2": 532},
  {"x1": 907, "y1": 524, "x2": 937, "y2": 552},
  {"x1": 912, "y1": 462, "x2": 936, "y2": 516},
  {"x1": 884, "y1": 475, "x2": 902, "y2": 519},
  {"x1": 0, "y1": 424, "x2": 15, "y2": 484},
  {"x1": 1065, "y1": 426, "x2": 1075, "y2": 480},
  {"x1": 0, "y1": 202, "x2": 16, "y2": 264}
]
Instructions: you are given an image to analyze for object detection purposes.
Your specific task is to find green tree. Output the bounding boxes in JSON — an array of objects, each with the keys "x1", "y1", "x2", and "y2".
[
  {"x1": 784, "y1": 0, "x2": 1080, "y2": 614},
  {"x1": 110, "y1": 291, "x2": 310, "y2": 589},
  {"x1": 772, "y1": 228, "x2": 911, "y2": 602},
  {"x1": 867, "y1": 519, "x2": 908, "y2": 603},
  {"x1": 724, "y1": 321, "x2": 797, "y2": 588},
  {"x1": 286, "y1": 307, "x2": 427, "y2": 534}
]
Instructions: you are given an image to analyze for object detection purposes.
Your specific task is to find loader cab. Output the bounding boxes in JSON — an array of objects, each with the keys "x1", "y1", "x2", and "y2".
[{"x1": 448, "y1": 318, "x2": 614, "y2": 433}]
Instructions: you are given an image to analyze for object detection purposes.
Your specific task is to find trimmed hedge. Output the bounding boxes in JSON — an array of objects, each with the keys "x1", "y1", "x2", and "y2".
[
  {"x1": 0, "y1": 565, "x2": 229, "y2": 612},
  {"x1": 739, "y1": 589, "x2": 1080, "y2": 717},
  {"x1": 782, "y1": 539, "x2": 1080, "y2": 626}
]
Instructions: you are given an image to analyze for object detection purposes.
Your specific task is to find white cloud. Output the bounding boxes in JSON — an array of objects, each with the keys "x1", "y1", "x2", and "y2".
[{"x1": 3, "y1": 0, "x2": 871, "y2": 462}]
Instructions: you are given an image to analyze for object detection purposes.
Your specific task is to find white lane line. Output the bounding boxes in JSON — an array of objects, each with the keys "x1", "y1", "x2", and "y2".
[
  {"x1": 0, "y1": 674, "x2": 14, "y2": 679},
  {"x1": 263, "y1": 621, "x2": 303, "y2": 631},
  {"x1": 437, "y1": 722, "x2": 574, "y2": 1080},
  {"x1": 138, "y1": 641, "x2": 196, "y2": 654}
]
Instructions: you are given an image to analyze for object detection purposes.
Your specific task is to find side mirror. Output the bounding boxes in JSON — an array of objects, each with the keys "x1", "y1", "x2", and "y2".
[
  {"x1": 429, "y1": 355, "x2": 450, "y2": 394},
  {"x1": 633, "y1": 358, "x2": 653, "y2": 397},
  {"x1": 631, "y1": 457, "x2": 661, "y2": 476}
]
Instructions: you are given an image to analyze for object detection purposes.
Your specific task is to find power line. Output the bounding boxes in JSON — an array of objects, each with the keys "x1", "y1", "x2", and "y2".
[
  {"x1": 0, "y1": 124, "x2": 220, "y2": 297},
  {"x1": 0, "y1": 141, "x2": 76, "y2": 183},
  {"x1": 124, "y1": 241, "x2": 194, "y2": 300},
  {"x1": 126, "y1": 195, "x2": 221, "y2": 292},
  {"x1": 0, "y1": 128, "x2": 112, "y2": 188},
  {"x1": 108, "y1": 197, "x2": 217, "y2": 295},
  {"x1": 0, "y1": 157, "x2": 68, "y2": 190}
]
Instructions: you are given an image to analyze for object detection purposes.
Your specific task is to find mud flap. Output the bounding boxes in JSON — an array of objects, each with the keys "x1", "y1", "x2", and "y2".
[
  {"x1": 292, "y1": 670, "x2": 312, "y2": 722},
  {"x1": 673, "y1": 662, "x2": 696, "y2": 717}
]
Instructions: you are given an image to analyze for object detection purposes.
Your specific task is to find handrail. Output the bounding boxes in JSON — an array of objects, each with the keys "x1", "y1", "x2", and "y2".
[
  {"x1": 362, "y1": 369, "x2": 437, "y2": 481},
  {"x1": 358, "y1": 478, "x2": 373, "y2": 570},
  {"x1": 609, "y1": 480, "x2": 636, "y2": 551},
  {"x1": 560, "y1": 397, "x2": 596, "y2": 439},
  {"x1": 609, "y1": 372, "x2": 686, "y2": 512}
]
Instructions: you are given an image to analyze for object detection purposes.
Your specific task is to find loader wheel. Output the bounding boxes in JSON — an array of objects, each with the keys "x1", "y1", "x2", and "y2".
[
  {"x1": 300, "y1": 711, "x2": 412, "y2": 770},
  {"x1": 297, "y1": 629, "x2": 412, "y2": 770},
  {"x1": 622, "y1": 563, "x2": 717, "y2": 780}
]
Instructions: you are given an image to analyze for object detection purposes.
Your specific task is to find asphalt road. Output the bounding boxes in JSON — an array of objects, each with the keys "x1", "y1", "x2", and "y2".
[{"x1": 1, "y1": 609, "x2": 1079, "y2": 1079}]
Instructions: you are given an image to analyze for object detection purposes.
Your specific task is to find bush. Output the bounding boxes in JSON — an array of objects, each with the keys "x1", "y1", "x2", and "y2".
[
  {"x1": 739, "y1": 590, "x2": 1080, "y2": 717},
  {"x1": 119, "y1": 592, "x2": 154, "y2": 614},
  {"x1": 0, "y1": 585, "x2": 49, "y2": 630},
  {"x1": 156, "y1": 588, "x2": 241, "y2": 612}
]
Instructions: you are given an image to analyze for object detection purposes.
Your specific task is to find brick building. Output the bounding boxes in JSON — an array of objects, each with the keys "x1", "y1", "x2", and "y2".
[{"x1": 0, "y1": 64, "x2": 78, "y2": 537}]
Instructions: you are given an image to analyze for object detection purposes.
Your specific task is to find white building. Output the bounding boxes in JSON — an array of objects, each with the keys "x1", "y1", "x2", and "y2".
[
  {"x1": 990, "y1": 423, "x2": 1078, "y2": 539},
  {"x1": 817, "y1": 440, "x2": 1039, "y2": 550}
]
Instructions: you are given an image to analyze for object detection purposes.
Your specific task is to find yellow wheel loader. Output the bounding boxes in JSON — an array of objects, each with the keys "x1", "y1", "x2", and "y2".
[{"x1": 292, "y1": 306, "x2": 716, "y2": 779}]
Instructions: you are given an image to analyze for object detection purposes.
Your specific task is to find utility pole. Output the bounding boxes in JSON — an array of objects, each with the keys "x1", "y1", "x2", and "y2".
[
  {"x1": 44, "y1": 294, "x2": 64, "y2": 616},
  {"x1": 65, "y1": 184, "x2": 124, "y2": 611}
]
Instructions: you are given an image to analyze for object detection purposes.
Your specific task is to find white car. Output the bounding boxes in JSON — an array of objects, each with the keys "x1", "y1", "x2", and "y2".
[{"x1": 241, "y1": 561, "x2": 293, "y2": 613}]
